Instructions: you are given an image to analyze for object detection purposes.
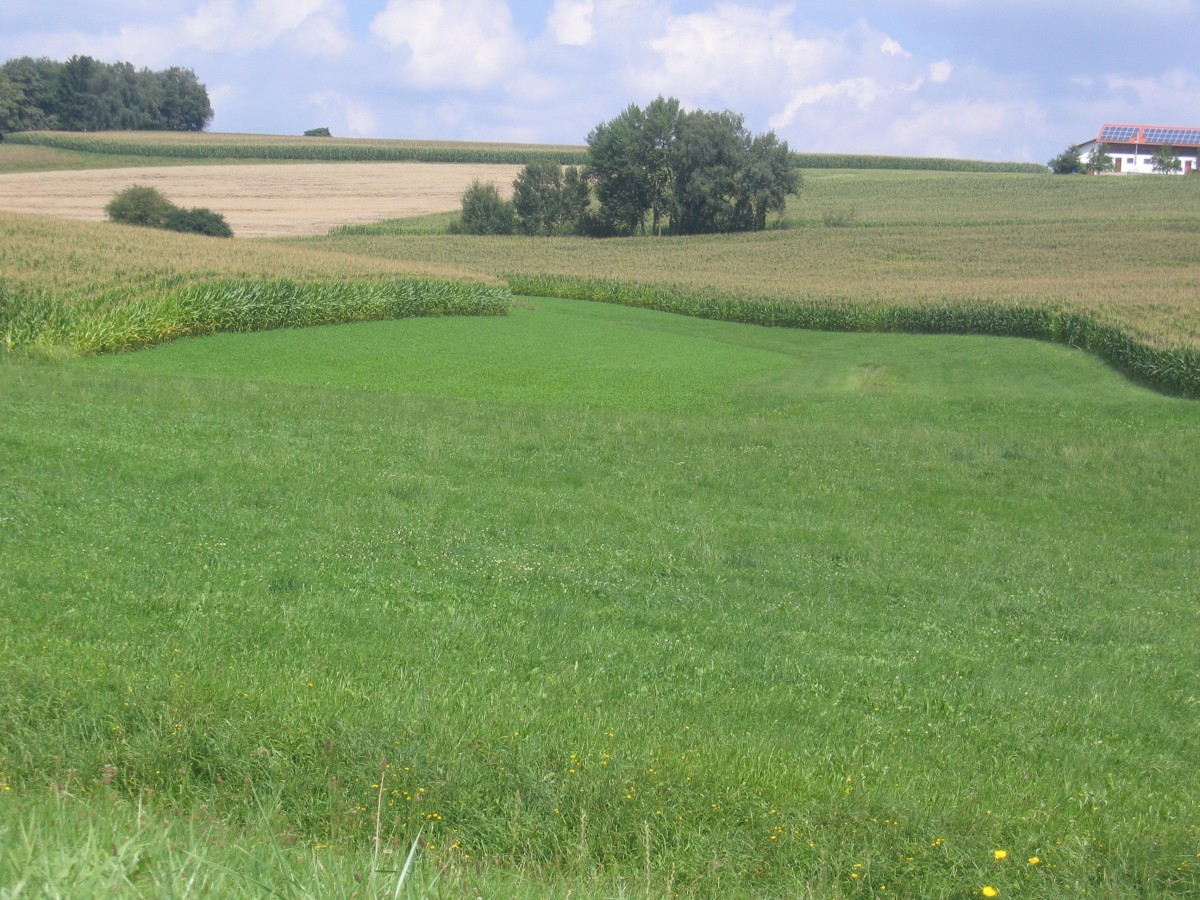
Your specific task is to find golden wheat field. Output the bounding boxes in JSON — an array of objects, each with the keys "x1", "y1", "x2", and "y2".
[{"x1": 0, "y1": 162, "x2": 522, "y2": 237}]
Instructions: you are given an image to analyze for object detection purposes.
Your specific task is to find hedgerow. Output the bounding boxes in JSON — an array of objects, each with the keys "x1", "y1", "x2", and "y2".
[
  {"x1": 2, "y1": 278, "x2": 511, "y2": 355},
  {"x1": 505, "y1": 274, "x2": 1200, "y2": 397}
]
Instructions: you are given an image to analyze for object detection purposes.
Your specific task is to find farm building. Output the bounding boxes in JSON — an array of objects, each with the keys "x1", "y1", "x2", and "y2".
[{"x1": 1075, "y1": 124, "x2": 1200, "y2": 174}]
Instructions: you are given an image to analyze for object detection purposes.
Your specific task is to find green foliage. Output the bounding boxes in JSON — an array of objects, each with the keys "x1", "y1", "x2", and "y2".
[
  {"x1": 1151, "y1": 144, "x2": 1182, "y2": 174},
  {"x1": 587, "y1": 97, "x2": 799, "y2": 235},
  {"x1": 1086, "y1": 142, "x2": 1114, "y2": 175},
  {"x1": 163, "y1": 205, "x2": 233, "y2": 237},
  {"x1": 455, "y1": 179, "x2": 515, "y2": 235},
  {"x1": 511, "y1": 162, "x2": 591, "y2": 235},
  {"x1": 1, "y1": 55, "x2": 212, "y2": 132},
  {"x1": 1047, "y1": 145, "x2": 1083, "y2": 174},
  {"x1": 103, "y1": 184, "x2": 176, "y2": 228},
  {"x1": 303, "y1": 127, "x2": 332, "y2": 137}
]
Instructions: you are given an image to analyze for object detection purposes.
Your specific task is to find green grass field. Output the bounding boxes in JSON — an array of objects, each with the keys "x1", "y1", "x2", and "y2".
[
  {"x1": 3, "y1": 297, "x2": 1198, "y2": 897},
  {"x1": 2, "y1": 131, "x2": 1199, "y2": 896}
]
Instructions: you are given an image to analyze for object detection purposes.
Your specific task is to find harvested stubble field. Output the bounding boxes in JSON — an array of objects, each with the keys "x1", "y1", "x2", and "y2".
[{"x1": 0, "y1": 161, "x2": 522, "y2": 237}]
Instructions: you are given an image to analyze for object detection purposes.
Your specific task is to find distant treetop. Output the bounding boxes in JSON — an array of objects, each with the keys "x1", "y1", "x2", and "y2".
[{"x1": 0, "y1": 55, "x2": 213, "y2": 134}]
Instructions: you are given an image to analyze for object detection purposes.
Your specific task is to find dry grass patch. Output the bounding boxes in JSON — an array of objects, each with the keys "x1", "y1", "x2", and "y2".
[{"x1": 0, "y1": 162, "x2": 523, "y2": 237}]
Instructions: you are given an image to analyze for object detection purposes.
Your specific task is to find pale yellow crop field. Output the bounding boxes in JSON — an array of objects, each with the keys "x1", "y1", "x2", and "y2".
[{"x1": 0, "y1": 162, "x2": 522, "y2": 237}]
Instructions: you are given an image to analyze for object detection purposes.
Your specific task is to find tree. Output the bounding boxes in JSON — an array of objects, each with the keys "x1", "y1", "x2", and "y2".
[
  {"x1": 1151, "y1": 144, "x2": 1182, "y2": 174},
  {"x1": 1085, "y1": 143, "x2": 1114, "y2": 175},
  {"x1": 586, "y1": 97, "x2": 799, "y2": 236},
  {"x1": 0, "y1": 70, "x2": 25, "y2": 135},
  {"x1": 454, "y1": 180, "x2": 514, "y2": 235},
  {"x1": 586, "y1": 97, "x2": 681, "y2": 235},
  {"x1": 512, "y1": 161, "x2": 566, "y2": 236},
  {"x1": 736, "y1": 131, "x2": 800, "y2": 231},
  {"x1": 104, "y1": 185, "x2": 176, "y2": 228},
  {"x1": 1048, "y1": 145, "x2": 1082, "y2": 174},
  {"x1": 511, "y1": 162, "x2": 592, "y2": 235}
]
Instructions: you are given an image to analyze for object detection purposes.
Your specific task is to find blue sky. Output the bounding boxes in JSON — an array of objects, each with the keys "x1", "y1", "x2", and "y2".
[{"x1": 4, "y1": 1, "x2": 1198, "y2": 162}]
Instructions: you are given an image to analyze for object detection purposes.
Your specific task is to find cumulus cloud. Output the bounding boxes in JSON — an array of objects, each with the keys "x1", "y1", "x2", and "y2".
[
  {"x1": 548, "y1": 0, "x2": 594, "y2": 46},
  {"x1": 310, "y1": 90, "x2": 380, "y2": 137},
  {"x1": 183, "y1": 0, "x2": 350, "y2": 56},
  {"x1": 370, "y1": 0, "x2": 522, "y2": 90}
]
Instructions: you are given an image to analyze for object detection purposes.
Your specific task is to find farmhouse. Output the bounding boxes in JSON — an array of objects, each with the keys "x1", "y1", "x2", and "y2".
[{"x1": 1076, "y1": 124, "x2": 1200, "y2": 174}]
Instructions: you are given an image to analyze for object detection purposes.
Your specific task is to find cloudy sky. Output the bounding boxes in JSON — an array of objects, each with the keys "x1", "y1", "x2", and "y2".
[{"x1": 4, "y1": 1, "x2": 1198, "y2": 162}]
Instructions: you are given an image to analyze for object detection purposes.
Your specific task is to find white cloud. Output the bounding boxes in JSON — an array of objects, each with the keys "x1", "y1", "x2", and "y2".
[
  {"x1": 643, "y1": 4, "x2": 845, "y2": 105},
  {"x1": 183, "y1": 0, "x2": 349, "y2": 56},
  {"x1": 930, "y1": 60, "x2": 953, "y2": 83},
  {"x1": 881, "y1": 36, "x2": 910, "y2": 57},
  {"x1": 370, "y1": 0, "x2": 522, "y2": 90},
  {"x1": 886, "y1": 98, "x2": 1045, "y2": 159},
  {"x1": 548, "y1": 0, "x2": 594, "y2": 46},
  {"x1": 311, "y1": 90, "x2": 379, "y2": 137}
]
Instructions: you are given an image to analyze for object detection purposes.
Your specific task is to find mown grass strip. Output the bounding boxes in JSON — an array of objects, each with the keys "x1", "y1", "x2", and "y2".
[
  {"x1": 505, "y1": 274, "x2": 1200, "y2": 397},
  {"x1": 1, "y1": 278, "x2": 511, "y2": 355}
]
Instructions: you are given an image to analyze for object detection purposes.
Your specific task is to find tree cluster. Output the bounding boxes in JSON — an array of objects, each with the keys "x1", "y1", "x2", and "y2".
[
  {"x1": 588, "y1": 97, "x2": 799, "y2": 235},
  {"x1": 0, "y1": 55, "x2": 213, "y2": 135},
  {"x1": 455, "y1": 96, "x2": 800, "y2": 238},
  {"x1": 105, "y1": 185, "x2": 232, "y2": 237}
]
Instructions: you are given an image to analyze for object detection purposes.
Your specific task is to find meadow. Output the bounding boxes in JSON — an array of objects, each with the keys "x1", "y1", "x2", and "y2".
[{"x1": 1, "y1": 134, "x2": 1199, "y2": 897}]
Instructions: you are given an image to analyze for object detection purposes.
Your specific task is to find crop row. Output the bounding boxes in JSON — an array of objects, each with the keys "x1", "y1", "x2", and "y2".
[
  {"x1": 5, "y1": 132, "x2": 587, "y2": 165},
  {"x1": 794, "y1": 153, "x2": 1047, "y2": 174},
  {"x1": 506, "y1": 274, "x2": 1200, "y2": 397},
  {"x1": 7, "y1": 132, "x2": 1049, "y2": 173},
  {"x1": 1, "y1": 278, "x2": 511, "y2": 354}
]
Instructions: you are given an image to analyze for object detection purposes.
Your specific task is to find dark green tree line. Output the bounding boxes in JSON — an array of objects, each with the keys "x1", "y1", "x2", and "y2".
[{"x1": 0, "y1": 55, "x2": 213, "y2": 135}]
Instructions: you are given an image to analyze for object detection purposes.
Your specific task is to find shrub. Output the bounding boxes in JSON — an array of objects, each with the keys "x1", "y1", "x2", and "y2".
[
  {"x1": 304, "y1": 127, "x2": 332, "y2": 137},
  {"x1": 163, "y1": 206, "x2": 233, "y2": 237},
  {"x1": 822, "y1": 207, "x2": 858, "y2": 228},
  {"x1": 456, "y1": 180, "x2": 514, "y2": 235},
  {"x1": 104, "y1": 185, "x2": 176, "y2": 228}
]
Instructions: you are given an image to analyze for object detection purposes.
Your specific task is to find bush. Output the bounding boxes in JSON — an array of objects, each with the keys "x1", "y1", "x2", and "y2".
[
  {"x1": 456, "y1": 180, "x2": 514, "y2": 235},
  {"x1": 303, "y1": 127, "x2": 331, "y2": 137},
  {"x1": 163, "y1": 206, "x2": 233, "y2": 237},
  {"x1": 104, "y1": 185, "x2": 176, "y2": 228}
]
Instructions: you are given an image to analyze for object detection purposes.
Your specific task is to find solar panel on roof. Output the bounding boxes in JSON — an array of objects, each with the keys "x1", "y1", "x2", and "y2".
[
  {"x1": 1143, "y1": 128, "x2": 1200, "y2": 145},
  {"x1": 1100, "y1": 125, "x2": 1138, "y2": 141}
]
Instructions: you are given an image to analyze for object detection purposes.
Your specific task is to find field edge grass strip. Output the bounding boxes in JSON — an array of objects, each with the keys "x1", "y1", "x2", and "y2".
[
  {"x1": 507, "y1": 274, "x2": 1200, "y2": 398},
  {"x1": 1, "y1": 278, "x2": 511, "y2": 355}
]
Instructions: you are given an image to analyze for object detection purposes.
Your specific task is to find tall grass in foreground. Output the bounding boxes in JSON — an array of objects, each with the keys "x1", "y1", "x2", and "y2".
[
  {"x1": 507, "y1": 274, "x2": 1200, "y2": 397},
  {"x1": 1, "y1": 278, "x2": 510, "y2": 355}
]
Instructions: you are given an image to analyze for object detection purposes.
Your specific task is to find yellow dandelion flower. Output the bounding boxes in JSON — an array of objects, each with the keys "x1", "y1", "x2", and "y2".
[
  {"x1": 1028, "y1": 856, "x2": 1041, "y2": 865},
  {"x1": 993, "y1": 849, "x2": 1008, "y2": 861},
  {"x1": 982, "y1": 887, "x2": 999, "y2": 898}
]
